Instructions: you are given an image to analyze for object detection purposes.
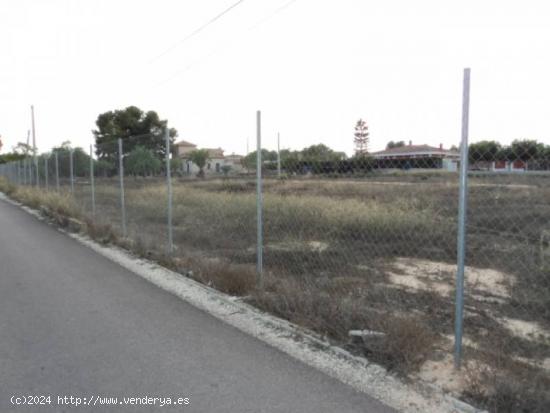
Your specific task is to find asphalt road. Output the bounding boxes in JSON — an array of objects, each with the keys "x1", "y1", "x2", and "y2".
[{"x1": 0, "y1": 198, "x2": 395, "y2": 413}]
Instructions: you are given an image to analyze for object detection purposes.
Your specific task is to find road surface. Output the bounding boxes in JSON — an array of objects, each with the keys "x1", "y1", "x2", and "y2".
[{"x1": 0, "y1": 198, "x2": 395, "y2": 412}]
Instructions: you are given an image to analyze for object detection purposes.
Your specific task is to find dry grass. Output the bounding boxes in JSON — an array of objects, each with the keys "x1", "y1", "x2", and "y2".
[
  {"x1": 4, "y1": 173, "x2": 550, "y2": 412},
  {"x1": 251, "y1": 274, "x2": 438, "y2": 374},
  {"x1": 0, "y1": 179, "x2": 82, "y2": 223},
  {"x1": 175, "y1": 256, "x2": 257, "y2": 296},
  {"x1": 463, "y1": 355, "x2": 550, "y2": 413}
]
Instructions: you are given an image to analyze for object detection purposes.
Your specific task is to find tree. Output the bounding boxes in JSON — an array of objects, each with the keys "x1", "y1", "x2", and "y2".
[
  {"x1": 95, "y1": 159, "x2": 115, "y2": 177},
  {"x1": 242, "y1": 149, "x2": 277, "y2": 170},
  {"x1": 220, "y1": 165, "x2": 232, "y2": 176},
  {"x1": 280, "y1": 149, "x2": 300, "y2": 172},
  {"x1": 0, "y1": 152, "x2": 25, "y2": 164},
  {"x1": 386, "y1": 140, "x2": 405, "y2": 149},
  {"x1": 51, "y1": 142, "x2": 92, "y2": 177},
  {"x1": 13, "y1": 142, "x2": 35, "y2": 156},
  {"x1": 509, "y1": 139, "x2": 543, "y2": 161},
  {"x1": 188, "y1": 149, "x2": 210, "y2": 177},
  {"x1": 469, "y1": 141, "x2": 502, "y2": 162},
  {"x1": 92, "y1": 106, "x2": 178, "y2": 161},
  {"x1": 301, "y1": 144, "x2": 344, "y2": 163},
  {"x1": 170, "y1": 157, "x2": 183, "y2": 176},
  {"x1": 354, "y1": 119, "x2": 369, "y2": 156},
  {"x1": 125, "y1": 146, "x2": 162, "y2": 177}
]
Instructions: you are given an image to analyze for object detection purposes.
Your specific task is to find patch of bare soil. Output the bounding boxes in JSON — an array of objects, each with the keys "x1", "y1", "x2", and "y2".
[{"x1": 386, "y1": 257, "x2": 513, "y2": 299}]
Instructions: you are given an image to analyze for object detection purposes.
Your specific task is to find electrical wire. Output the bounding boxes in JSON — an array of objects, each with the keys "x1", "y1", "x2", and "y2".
[
  {"x1": 154, "y1": 0, "x2": 298, "y2": 88},
  {"x1": 149, "y1": 0, "x2": 247, "y2": 64}
]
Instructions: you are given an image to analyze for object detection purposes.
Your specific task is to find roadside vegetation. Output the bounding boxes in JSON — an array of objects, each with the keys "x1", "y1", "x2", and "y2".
[{"x1": 1, "y1": 173, "x2": 549, "y2": 412}]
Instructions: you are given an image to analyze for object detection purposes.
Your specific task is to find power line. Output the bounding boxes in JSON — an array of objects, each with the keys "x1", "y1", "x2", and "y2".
[
  {"x1": 154, "y1": 0, "x2": 298, "y2": 87},
  {"x1": 149, "y1": 0, "x2": 247, "y2": 64},
  {"x1": 248, "y1": 0, "x2": 297, "y2": 31}
]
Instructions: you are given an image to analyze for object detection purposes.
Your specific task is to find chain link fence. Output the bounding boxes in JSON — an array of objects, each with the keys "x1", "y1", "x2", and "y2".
[{"x1": 1, "y1": 105, "x2": 549, "y2": 412}]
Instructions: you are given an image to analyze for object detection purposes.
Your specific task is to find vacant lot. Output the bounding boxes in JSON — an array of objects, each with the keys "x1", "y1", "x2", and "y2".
[{"x1": 8, "y1": 171, "x2": 550, "y2": 412}]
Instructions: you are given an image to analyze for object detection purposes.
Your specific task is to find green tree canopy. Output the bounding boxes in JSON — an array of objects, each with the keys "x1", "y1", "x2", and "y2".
[
  {"x1": 243, "y1": 144, "x2": 344, "y2": 172},
  {"x1": 0, "y1": 152, "x2": 25, "y2": 164},
  {"x1": 51, "y1": 142, "x2": 91, "y2": 177},
  {"x1": 469, "y1": 141, "x2": 502, "y2": 162},
  {"x1": 300, "y1": 144, "x2": 344, "y2": 163},
  {"x1": 95, "y1": 159, "x2": 115, "y2": 177},
  {"x1": 242, "y1": 149, "x2": 278, "y2": 170},
  {"x1": 125, "y1": 146, "x2": 162, "y2": 177},
  {"x1": 170, "y1": 157, "x2": 183, "y2": 176},
  {"x1": 188, "y1": 149, "x2": 210, "y2": 177},
  {"x1": 13, "y1": 142, "x2": 35, "y2": 156},
  {"x1": 386, "y1": 140, "x2": 406, "y2": 149},
  {"x1": 354, "y1": 119, "x2": 369, "y2": 155},
  {"x1": 508, "y1": 139, "x2": 543, "y2": 161},
  {"x1": 93, "y1": 106, "x2": 177, "y2": 161}
]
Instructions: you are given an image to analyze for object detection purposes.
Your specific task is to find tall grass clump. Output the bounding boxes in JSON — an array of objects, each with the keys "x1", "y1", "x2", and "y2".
[{"x1": 0, "y1": 179, "x2": 81, "y2": 222}]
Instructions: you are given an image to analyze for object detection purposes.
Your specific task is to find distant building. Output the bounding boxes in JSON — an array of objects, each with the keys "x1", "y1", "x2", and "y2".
[
  {"x1": 472, "y1": 160, "x2": 527, "y2": 172},
  {"x1": 174, "y1": 140, "x2": 197, "y2": 158},
  {"x1": 173, "y1": 140, "x2": 244, "y2": 175},
  {"x1": 370, "y1": 141, "x2": 460, "y2": 171}
]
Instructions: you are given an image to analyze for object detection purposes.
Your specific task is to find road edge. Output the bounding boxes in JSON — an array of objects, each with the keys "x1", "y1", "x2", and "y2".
[{"x1": 0, "y1": 193, "x2": 486, "y2": 413}]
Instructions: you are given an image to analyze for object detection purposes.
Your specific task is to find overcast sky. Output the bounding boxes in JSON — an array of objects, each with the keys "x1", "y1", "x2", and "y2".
[{"x1": 1, "y1": 0, "x2": 550, "y2": 156}]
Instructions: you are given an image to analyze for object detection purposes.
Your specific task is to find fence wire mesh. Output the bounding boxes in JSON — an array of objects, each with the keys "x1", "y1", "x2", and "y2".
[{"x1": 1, "y1": 132, "x2": 550, "y2": 412}]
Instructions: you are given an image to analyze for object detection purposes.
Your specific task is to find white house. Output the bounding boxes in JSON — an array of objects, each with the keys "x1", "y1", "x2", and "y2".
[
  {"x1": 370, "y1": 142, "x2": 460, "y2": 171},
  {"x1": 173, "y1": 140, "x2": 244, "y2": 175}
]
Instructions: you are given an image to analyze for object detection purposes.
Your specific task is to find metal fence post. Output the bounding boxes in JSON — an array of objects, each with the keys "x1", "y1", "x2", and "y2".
[
  {"x1": 118, "y1": 138, "x2": 127, "y2": 237},
  {"x1": 44, "y1": 157, "x2": 49, "y2": 190},
  {"x1": 27, "y1": 158, "x2": 32, "y2": 186},
  {"x1": 256, "y1": 110, "x2": 264, "y2": 289},
  {"x1": 35, "y1": 158, "x2": 39, "y2": 188},
  {"x1": 69, "y1": 149, "x2": 74, "y2": 193},
  {"x1": 277, "y1": 132, "x2": 281, "y2": 179},
  {"x1": 90, "y1": 145, "x2": 95, "y2": 216},
  {"x1": 55, "y1": 151, "x2": 59, "y2": 191},
  {"x1": 454, "y1": 68, "x2": 471, "y2": 369},
  {"x1": 165, "y1": 127, "x2": 173, "y2": 254}
]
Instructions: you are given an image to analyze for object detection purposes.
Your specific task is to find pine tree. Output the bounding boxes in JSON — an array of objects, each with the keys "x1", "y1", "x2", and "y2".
[{"x1": 354, "y1": 119, "x2": 369, "y2": 155}]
